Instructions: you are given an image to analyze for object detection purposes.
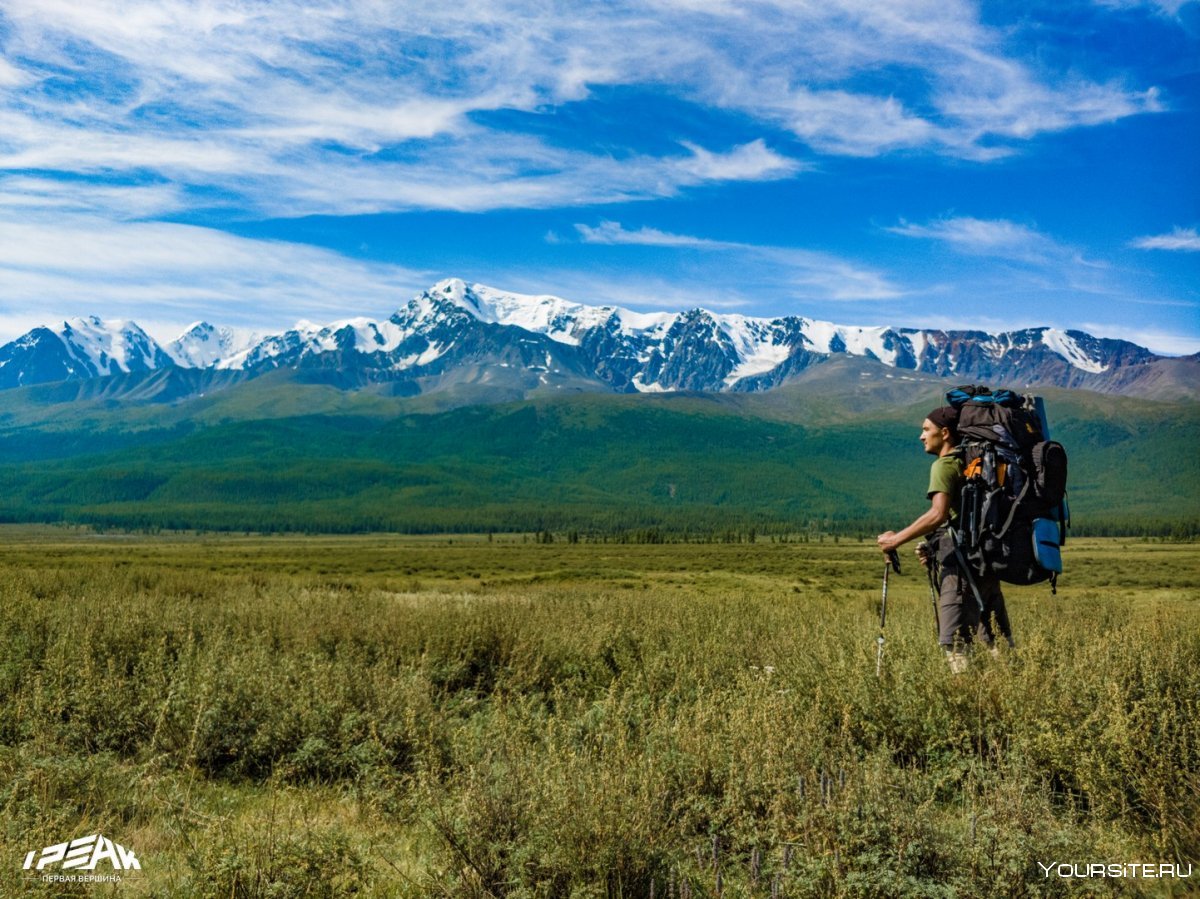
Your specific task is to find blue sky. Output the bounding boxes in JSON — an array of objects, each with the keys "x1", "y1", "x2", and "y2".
[{"x1": 0, "y1": 0, "x2": 1197, "y2": 353}]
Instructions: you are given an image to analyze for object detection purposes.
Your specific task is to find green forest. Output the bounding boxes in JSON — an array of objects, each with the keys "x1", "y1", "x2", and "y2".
[{"x1": 1, "y1": 384, "x2": 1197, "y2": 538}]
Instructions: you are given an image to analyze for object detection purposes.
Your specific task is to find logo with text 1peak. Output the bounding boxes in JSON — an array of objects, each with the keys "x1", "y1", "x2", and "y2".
[{"x1": 24, "y1": 834, "x2": 141, "y2": 872}]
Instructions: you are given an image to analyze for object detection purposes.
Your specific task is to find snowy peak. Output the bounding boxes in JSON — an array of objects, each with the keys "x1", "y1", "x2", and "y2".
[
  {"x1": 0, "y1": 279, "x2": 1178, "y2": 397},
  {"x1": 424, "y1": 278, "x2": 627, "y2": 345},
  {"x1": 0, "y1": 316, "x2": 174, "y2": 388},
  {"x1": 168, "y1": 322, "x2": 264, "y2": 369},
  {"x1": 800, "y1": 319, "x2": 907, "y2": 365},
  {"x1": 59, "y1": 316, "x2": 171, "y2": 376}
]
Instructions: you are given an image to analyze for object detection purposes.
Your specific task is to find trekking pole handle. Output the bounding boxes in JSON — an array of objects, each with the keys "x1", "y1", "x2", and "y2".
[{"x1": 886, "y1": 549, "x2": 901, "y2": 575}]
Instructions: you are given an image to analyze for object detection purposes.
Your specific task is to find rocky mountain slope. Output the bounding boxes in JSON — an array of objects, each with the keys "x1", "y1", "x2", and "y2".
[{"x1": 2, "y1": 279, "x2": 1194, "y2": 400}]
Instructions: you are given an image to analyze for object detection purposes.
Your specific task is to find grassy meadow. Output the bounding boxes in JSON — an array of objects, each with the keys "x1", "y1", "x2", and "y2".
[{"x1": 1, "y1": 529, "x2": 1197, "y2": 897}]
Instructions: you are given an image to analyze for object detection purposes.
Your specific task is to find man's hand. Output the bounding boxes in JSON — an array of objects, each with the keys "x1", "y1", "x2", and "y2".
[
  {"x1": 916, "y1": 542, "x2": 933, "y2": 570},
  {"x1": 877, "y1": 530, "x2": 901, "y2": 554}
]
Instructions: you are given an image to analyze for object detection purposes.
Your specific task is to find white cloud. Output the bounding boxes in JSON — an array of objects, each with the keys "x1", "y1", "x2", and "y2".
[
  {"x1": 575, "y1": 220, "x2": 732, "y2": 249},
  {"x1": 1079, "y1": 322, "x2": 1200, "y2": 356},
  {"x1": 1093, "y1": 0, "x2": 1198, "y2": 18},
  {"x1": 885, "y1": 216, "x2": 1110, "y2": 274},
  {"x1": 881, "y1": 215, "x2": 1178, "y2": 323},
  {"x1": 766, "y1": 87, "x2": 942, "y2": 157},
  {"x1": 1130, "y1": 227, "x2": 1200, "y2": 251},
  {"x1": 0, "y1": 175, "x2": 184, "y2": 218},
  {"x1": 573, "y1": 220, "x2": 903, "y2": 301},
  {"x1": 675, "y1": 140, "x2": 804, "y2": 181},
  {"x1": 888, "y1": 216, "x2": 1054, "y2": 258},
  {"x1": 231, "y1": 139, "x2": 802, "y2": 217},
  {"x1": 0, "y1": 213, "x2": 431, "y2": 341},
  {"x1": 8, "y1": 1, "x2": 806, "y2": 219},
  {"x1": 0, "y1": 56, "x2": 30, "y2": 86},
  {"x1": 0, "y1": 0, "x2": 1165, "y2": 221},
  {"x1": 675, "y1": 0, "x2": 1159, "y2": 159}
]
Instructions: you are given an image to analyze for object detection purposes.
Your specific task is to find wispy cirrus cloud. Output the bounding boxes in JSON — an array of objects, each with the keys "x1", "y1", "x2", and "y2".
[
  {"x1": 1093, "y1": 0, "x2": 1198, "y2": 18},
  {"x1": 884, "y1": 214, "x2": 1150, "y2": 315},
  {"x1": 575, "y1": 221, "x2": 733, "y2": 249},
  {"x1": 574, "y1": 220, "x2": 903, "y2": 302},
  {"x1": 662, "y1": 0, "x2": 1160, "y2": 159},
  {"x1": 888, "y1": 216, "x2": 1056, "y2": 259},
  {"x1": 0, "y1": 1, "x2": 810, "y2": 221},
  {"x1": 1130, "y1": 227, "x2": 1200, "y2": 251},
  {"x1": 0, "y1": 175, "x2": 185, "y2": 218},
  {"x1": 0, "y1": 212, "x2": 430, "y2": 342},
  {"x1": 1079, "y1": 322, "x2": 1200, "y2": 356},
  {"x1": 886, "y1": 216, "x2": 1103, "y2": 270},
  {"x1": 0, "y1": 0, "x2": 1165, "y2": 223}
]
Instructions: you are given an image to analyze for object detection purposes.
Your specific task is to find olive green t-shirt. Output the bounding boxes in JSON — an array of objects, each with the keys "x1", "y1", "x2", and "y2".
[{"x1": 927, "y1": 451, "x2": 964, "y2": 521}]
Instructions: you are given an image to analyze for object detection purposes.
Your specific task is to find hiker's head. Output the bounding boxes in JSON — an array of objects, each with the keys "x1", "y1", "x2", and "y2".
[{"x1": 921, "y1": 406, "x2": 959, "y2": 455}]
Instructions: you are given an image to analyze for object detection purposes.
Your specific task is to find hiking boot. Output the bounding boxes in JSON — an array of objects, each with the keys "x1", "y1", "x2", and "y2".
[{"x1": 946, "y1": 650, "x2": 969, "y2": 674}]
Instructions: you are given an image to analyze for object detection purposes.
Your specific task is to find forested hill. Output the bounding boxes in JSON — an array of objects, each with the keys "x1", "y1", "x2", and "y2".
[{"x1": 0, "y1": 376, "x2": 1196, "y2": 537}]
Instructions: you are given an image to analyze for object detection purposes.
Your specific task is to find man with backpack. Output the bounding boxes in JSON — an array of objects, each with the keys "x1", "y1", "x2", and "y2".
[{"x1": 877, "y1": 405, "x2": 1014, "y2": 673}]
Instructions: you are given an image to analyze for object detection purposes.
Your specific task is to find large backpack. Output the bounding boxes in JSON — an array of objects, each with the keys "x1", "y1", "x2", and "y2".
[{"x1": 946, "y1": 385, "x2": 1069, "y2": 591}]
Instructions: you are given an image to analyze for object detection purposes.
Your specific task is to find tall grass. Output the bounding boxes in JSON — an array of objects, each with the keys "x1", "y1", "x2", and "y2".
[{"x1": 0, "y1": 534, "x2": 1196, "y2": 897}]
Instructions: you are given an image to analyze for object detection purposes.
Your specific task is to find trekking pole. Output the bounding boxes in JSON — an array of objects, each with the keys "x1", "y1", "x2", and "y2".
[
  {"x1": 876, "y1": 550, "x2": 900, "y2": 678},
  {"x1": 926, "y1": 562, "x2": 940, "y2": 636}
]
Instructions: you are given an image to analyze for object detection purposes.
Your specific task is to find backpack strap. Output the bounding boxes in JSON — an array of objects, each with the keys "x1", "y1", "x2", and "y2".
[
  {"x1": 992, "y1": 476, "x2": 1031, "y2": 540},
  {"x1": 949, "y1": 527, "x2": 985, "y2": 613}
]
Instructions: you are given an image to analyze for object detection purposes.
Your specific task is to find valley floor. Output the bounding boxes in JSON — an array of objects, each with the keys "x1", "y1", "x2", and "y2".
[{"x1": 1, "y1": 531, "x2": 1197, "y2": 897}]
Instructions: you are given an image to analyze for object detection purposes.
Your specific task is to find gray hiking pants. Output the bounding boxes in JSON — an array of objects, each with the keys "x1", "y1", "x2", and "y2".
[
  {"x1": 929, "y1": 528, "x2": 1014, "y2": 649},
  {"x1": 938, "y1": 568, "x2": 1012, "y2": 649}
]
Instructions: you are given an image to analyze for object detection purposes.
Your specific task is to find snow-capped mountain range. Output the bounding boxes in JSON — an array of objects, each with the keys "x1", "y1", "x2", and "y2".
[{"x1": 0, "y1": 279, "x2": 1191, "y2": 398}]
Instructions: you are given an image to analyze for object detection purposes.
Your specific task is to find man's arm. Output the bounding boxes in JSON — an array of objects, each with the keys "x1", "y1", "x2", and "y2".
[{"x1": 877, "y1": 491, "x2": 952, "y2": 555}]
